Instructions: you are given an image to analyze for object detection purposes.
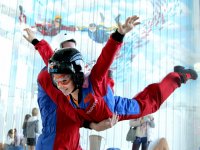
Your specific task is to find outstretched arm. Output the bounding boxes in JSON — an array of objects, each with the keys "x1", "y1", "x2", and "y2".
[
  {"x1": 117, "y1": 15, "x2": 140, "y2": 35},
  {"x1": 90, "y1": 16, "x2": 140, "y2": 95},
  {"x1": 23, "y1": 28, "x2": 54, "y2": 66}
]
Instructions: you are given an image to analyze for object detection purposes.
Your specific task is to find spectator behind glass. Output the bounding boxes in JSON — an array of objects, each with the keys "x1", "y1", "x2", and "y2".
[
  {"x1": 26, "y1": 108, "x2": 39, "y2": 150},
  {"x1": 5, "y1": 128, "x2": 24, "y2": 150},
  {"x1": 22, "y1": 114, "x2": 31, "y2": 149},
  {"x1": 130, "y1": 115, "x2": 155, "y2": 150},
  {"x1": 22, "y1": 114, "x2": 31, "y2": 137}
]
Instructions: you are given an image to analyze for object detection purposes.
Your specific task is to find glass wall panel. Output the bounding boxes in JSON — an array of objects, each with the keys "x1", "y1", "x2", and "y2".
[{"x1": 0, "y1": 0, "x2": 199, "y2": 149}]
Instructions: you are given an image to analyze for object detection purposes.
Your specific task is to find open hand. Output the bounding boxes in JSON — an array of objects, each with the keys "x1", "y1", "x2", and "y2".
[
  {"x1": 91, "y1": 113, "x2": 119, "y2": 131},
  {"x1": 23, "y1": 28, "x2": 36, "y2": 43},
  {"x1": 117, "y1": 15, "x2": 140, "y2": 35}
]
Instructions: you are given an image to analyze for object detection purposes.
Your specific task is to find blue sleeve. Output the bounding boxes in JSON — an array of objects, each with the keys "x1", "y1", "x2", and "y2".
[{"x1": 114, "y1": 96, "x2": 140, "y2": 116}]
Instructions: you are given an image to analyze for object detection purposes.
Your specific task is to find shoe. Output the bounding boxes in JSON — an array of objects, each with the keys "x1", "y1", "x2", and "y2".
[{"x1": 174, "y1": 65, "x2": 198, "y2": 83}]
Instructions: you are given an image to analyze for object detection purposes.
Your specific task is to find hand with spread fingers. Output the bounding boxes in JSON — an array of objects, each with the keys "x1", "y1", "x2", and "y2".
[{"x1": 117, "y1": 15, "x2": 140, "y2": 35}]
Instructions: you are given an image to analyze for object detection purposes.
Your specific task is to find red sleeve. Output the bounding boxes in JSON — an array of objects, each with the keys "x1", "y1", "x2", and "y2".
[
  {"x1": 90, "y1": 36, "x2": 122, "y2": 95},
  {"x1": 35, "y1": 40, "x2": 54, "y2": 66},
  {"x1": 38, "y1": 69, "x2": 80, "y2": 122}
]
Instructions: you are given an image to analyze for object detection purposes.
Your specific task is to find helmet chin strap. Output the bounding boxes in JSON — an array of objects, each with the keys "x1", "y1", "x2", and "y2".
[
  {"x1": 71, "y1": 86, "x2": 77, "y2": 93},
  {"x1": 70, "y1": 87, "x2": 82, "y2": 107}
]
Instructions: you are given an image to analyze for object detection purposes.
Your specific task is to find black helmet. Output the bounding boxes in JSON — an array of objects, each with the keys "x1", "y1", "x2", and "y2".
[{"x1": 48, "y1": 48, "x2": 84, "y2": 89}]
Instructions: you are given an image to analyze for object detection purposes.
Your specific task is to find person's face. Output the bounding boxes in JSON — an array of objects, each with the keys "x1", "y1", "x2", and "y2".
[
  {"x1": 8, "y1": 133, "x2": 14, "y2": 139},
  {"x1": 54, "y1": 19, "x2": 61, "y2": 28},
  {"x1": 89, "y1": 24, "x2": 97, "y2": 32},
  {"x1": 62, "y1": 41, "x2": 76, "y2": 48},
  {"x1": 53, "y1": 74, "x2": 75, "y2": 96}
]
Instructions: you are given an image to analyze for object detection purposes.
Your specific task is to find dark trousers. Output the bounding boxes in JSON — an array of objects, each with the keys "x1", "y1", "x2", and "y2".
[{"x1": 132, "y1": 137, "x2": 150, "y2": 150}]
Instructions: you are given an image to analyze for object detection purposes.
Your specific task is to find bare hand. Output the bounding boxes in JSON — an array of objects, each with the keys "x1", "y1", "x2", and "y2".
[
  {"x1": 23, "y1": 28, "x2": 36, "y2": 43},
  {"x1": 117, "y1": 15, "x2": 140, "y2": 35},
  {"x1": 91, "y1": 114, "x2": 119, "y2": 131}
]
